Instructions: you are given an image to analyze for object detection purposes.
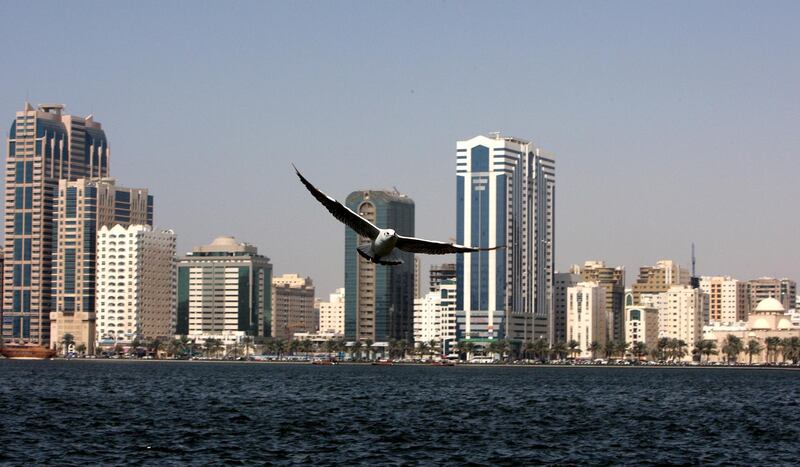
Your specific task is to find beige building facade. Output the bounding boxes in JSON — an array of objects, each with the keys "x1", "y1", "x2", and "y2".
[
  {"x1": 318, "y1": 288, "x2": 345, "y2": 335},
  {"x1": 624, "y1": 306, "x2": 659, "y2": 349},
  {"x1": 566, "y1": 281, "x2": 607, "y2": 358},
  {"x1": 50, "y1": 178, "x2": 152, "y2": 354},
  {"x1": 632, "y1": 260, "x2": 690, "y2": 305},
  {"x1": 699, "y1": 276, "x2": 747, "y2": 324},
  {"x1": 96, "y1": 225, "x2": 176, "y2": 346},
  {"x1": 272, "y1": 274, "x2": 316, "y2": 341},
  {"x1": 703, "y1": 298, "x2": 800, "y2": 363},
  {"x1": 579, "y1": 261, "x2": 625, "y2": 341}
]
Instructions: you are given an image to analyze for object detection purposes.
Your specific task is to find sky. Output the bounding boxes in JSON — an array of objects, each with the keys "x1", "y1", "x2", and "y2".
[{"x1": 1, "y1": 1, "x2": 798, "y2": 297}]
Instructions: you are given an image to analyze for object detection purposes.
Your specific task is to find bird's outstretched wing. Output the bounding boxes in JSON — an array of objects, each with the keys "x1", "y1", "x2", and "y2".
[
  {"x1": 395, "y1": 234, "x2": 505, "y2": 255},
  {"x1": 293, "y1": 165, "x2": 381, "y2": 240}
]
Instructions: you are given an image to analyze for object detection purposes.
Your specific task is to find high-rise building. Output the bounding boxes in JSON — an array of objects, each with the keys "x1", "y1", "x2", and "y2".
[
  {"x1": 429, "y1": 263, "x2": 456, "y2": 293},
  {"x1": 455, "y1": 134, "x2": 555, "y2": 343},
  {"x1": 413, "y1": 279, "x2": 457, "y2": 354},
  {"x1": 660, "y1": 285, "x2": 704, "y2": 350},
  {"x1": 747, "y1": 277, "x2": 796, "y2": 313},
  {"x1": 624, "y1": 305, "x2": 659, "y2": 350},
  {"x1": 631, "y1": 260, "x2": 690, "y2": 305},
  {"x1": 271, "y1": 274, "x2": 316, "y2": 341},
  {"x1": 176, "y1": 236, "x2": 272, "y2": 343},
  {"x1": 344, "y1": 190, "x2": 414, "y2": 342},
  {"x1": 579, "y1": 261, "x2": 625, "y2": 341},
  {"x1": 96, "y1": 225, "x2": 175, "y2": 346},
  {"x1": 3, "y1": 103, "x2": 110, "y2": 346},
  {"x1": 566, "y1": 282, "x2": 606, "y2": 358},
  {"x1": 550, "y1": 268, "x2": 581, "y2": 344},
  {"x1": 49, "y1": 178, "x2": 153, "y2": 354},
  {"x1": 413, "y1": 257, "x2": 422, "y2": 299},
  {"x1": 699, "y1": 276, "x2": 747, "y2": 324},
  {"x1": 318, "y1": 288, "x2": 345, "y2": 335}
]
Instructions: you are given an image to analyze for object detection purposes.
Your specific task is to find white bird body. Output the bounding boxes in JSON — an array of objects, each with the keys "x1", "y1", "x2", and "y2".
[{"x1": 293, "y1": 165, "x2": 504, "y2": 266}]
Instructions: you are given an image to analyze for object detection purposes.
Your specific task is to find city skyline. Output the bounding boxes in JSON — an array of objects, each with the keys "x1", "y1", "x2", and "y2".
[{"x1": 1, "y1": 1, "x2": 799, "y2": 298}]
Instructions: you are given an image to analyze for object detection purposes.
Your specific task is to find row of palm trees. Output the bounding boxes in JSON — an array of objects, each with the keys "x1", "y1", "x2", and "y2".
[
  {"x1": 694, "y1": 335, "x2": 800, "y2": 364},
  {"x1": 58, "y1": 332, "x2": 800, "y2": 364}
]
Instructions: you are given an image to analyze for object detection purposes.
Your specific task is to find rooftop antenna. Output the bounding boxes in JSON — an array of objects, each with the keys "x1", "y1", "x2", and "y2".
[
  {"x1": 489, "y1": 131, "x2": 501, "y2": 139},
  {"x1": 691, "y1": 242, "x2": 696, "y2": 277}
]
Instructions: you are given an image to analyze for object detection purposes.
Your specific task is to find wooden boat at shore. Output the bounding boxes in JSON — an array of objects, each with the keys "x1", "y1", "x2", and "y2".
[{"x1": 0, "y1": 344, "x2": 57, "y2": 360}]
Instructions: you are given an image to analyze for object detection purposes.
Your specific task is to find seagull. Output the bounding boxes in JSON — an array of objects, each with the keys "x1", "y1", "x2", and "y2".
[{"x1": 293, "y1": 164, "x2": 504, "y2": 265}]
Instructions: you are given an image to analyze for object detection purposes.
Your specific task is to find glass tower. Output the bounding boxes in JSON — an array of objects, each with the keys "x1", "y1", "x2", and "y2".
[
  {"x1": 3, "y1": 104, "x2": 110, "y2": 346},
  {"x1": 455, "y1": 134, "x2": 555, "y2": 343},
  {"x1": 344, "y1": 190, "x2": 415, "y2": 342}
]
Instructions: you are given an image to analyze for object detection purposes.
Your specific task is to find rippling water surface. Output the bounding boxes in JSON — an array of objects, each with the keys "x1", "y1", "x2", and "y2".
[{"x1": 1, "y1": 361, "x2": 798, "y2": 465}]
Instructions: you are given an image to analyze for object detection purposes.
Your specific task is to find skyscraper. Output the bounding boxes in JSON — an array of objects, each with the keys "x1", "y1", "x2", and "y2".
[
  {"x1": 3, "y1": 103, "x2": 110, "y2": 346},
  {"x1": 96, "y1": 225, "x2": 176, "y2": 346},
  {"x1": 50, "y1": 178, "x2": 153, "y2": 354},
  {"x1": 455, "y1": 134, "x2": 555, "y2": 343},
  {"x1": 344, "y1": 190, "x2": 414, "y2": 342},
  {"x1": 176, "y1": 236, "x2": 272, "y2": 343}
]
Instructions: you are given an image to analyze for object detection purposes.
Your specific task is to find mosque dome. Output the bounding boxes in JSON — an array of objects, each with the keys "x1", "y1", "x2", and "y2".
[
  {"x1": 210, "y1": 235, "x2": 239, "y2": 247},
  {"x1": 777, "y1": 318, "x2": 794, "y2": 330},
  {"x1": 754, "y1": 297, "x2": 785, "y2": 314}
]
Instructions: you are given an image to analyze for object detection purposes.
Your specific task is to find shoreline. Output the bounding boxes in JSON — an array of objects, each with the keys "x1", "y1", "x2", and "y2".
[{"x1": 5, "y1": 358, "x2": 800, "y2": 371}]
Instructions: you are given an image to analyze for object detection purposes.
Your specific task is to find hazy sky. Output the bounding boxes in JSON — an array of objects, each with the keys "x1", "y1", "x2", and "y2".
[{"x1": 1, "y1": 1, "x2": 798, "y2": 296}]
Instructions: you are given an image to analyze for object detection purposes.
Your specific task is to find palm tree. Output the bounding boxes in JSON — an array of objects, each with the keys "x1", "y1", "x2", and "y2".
[
  {"x1": 617, "y1": 341, "x2": 630, "y2": 360},
  {"x1": 695, "y1": 339, "x2": 718, "y2": 363},
  {"x1": 765, "y1": 336, "x2": 781, "y2": 363},
  {"x1": 168, "y1": 338, "x2": 183, "y2": 358},
  {"x1": 416, "y1": 341, "x2": 430, "y2": 360},
  {"x1": 300, "y1": 339, "x2": 313, "y2": 356},
  {"x1": 631, "y1": 342, "x2": 648, "y2": 361},
  {"x1": 604, "y1": 340, "x2": 618, "y2": 359},
  {"x1": 242, "y1": 336, "x2": 254, "y2": 357},
  {"x1": 351, "y1": 341, "x2": 363, "y2": 361},
  {"x1": 364, "y1": 339, "x2": 374, "y2": 361},
  {"x1": 114, "y1": 343, "x2": 125, "y2": 356},
  {"x1": 288, "y1": 339, "x2": 300, "y2": 356},
  {"x1": 530, "y1": 338, "x2": 549, "y2": 361},
  {"x1": 148, "y1": 338, "x2": 163, "y2": 359},
  {"x1": 656, "y1": 337, "x2": 670, "y2": 362},
  {"x1": 589, "y1": 341, "x2": 601, "y2": 360},
  {"x1": 745, "y1": 339, "x2": 763, "y2": 365},
  {"x1": 75, "y1": 343, "x2": 87, "y2": 357},
  {"x1": 429, "y1": 339, "x2": 441, "y2": 357},
  {"x1": 567, "y1": 340, "x2": 580, "y2": 359},
  {"x1": 721, "y1": 334, "x2": 744, "y2": 364},
  {"x1": 551, "y1": 341, "x2": 568, "y2": 361},
  {"x1": 60, "y1": 333, "x2": 75, "y2": 356},
  {"x1": 130, "y1": 337, "x2": 142, "y2": 357},
  {"x1": 782, "y1": 337, "x2": 800, "y2": 364},
  {"x1": 455, "y1": 340, "x2": 475, "y2": 361}
]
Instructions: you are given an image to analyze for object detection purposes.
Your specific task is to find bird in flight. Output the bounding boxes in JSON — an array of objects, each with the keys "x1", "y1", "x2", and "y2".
[{"x1": 293, "y1": 165, "x2": 504, "y2": 265}]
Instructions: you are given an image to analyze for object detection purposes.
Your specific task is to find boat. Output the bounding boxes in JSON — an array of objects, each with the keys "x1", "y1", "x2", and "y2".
[
  {"x1": 372, "y1": 359, "x2": 394, "y2": 366},
  {"x1": 312, "y1": 359, "x2": 337, "y2": 365},
  {"x1": 431, "y1": 360, "x2": 455, "y2": 366},
  {"x1": 0, "y1": 344, "x2": 57, "y2": 360}
]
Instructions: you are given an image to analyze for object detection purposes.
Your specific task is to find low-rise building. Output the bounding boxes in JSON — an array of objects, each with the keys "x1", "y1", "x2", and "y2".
[
  {"x1": 702, "y1": 298, "x2": 800, "y2": 363},
  {"x1": 318, "y1": 288, "x2": 345, "y2": 335}
]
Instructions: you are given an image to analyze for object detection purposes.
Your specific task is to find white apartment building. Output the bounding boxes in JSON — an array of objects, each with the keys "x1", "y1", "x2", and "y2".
[
  {"x1": 699, "y1": 276, "x2": 747, "y2": 324},
  {"x1": 318, "y1": 288, "x2": 345, "y2": 335},
  {"x1": 413, "y1": 279, "x2": 457, "y2": 354},
  {"x1": 566, "y1": 281, "x2": 607, "y2": 358},
  {"x1": 624, "y1": 306, "x2": 659, "y2": 349},
  {"x1": 96, "y1": 224, "x2": 176, "y2": 345}
]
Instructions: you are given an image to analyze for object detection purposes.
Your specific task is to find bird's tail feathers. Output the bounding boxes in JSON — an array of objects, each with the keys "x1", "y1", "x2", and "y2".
[{"x1": 357, "y1": 245, "x2": 403, "y2": 266}]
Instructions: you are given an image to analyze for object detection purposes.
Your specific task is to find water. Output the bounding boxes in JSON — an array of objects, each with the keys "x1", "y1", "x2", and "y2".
[{"x1": 0, "y1": 361, "x2": 798, "y2": 465}]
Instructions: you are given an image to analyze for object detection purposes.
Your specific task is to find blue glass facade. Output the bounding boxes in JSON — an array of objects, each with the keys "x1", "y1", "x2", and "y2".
[{"x1": 344, "y1": 191, "x2": 414, "y2": 342}]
